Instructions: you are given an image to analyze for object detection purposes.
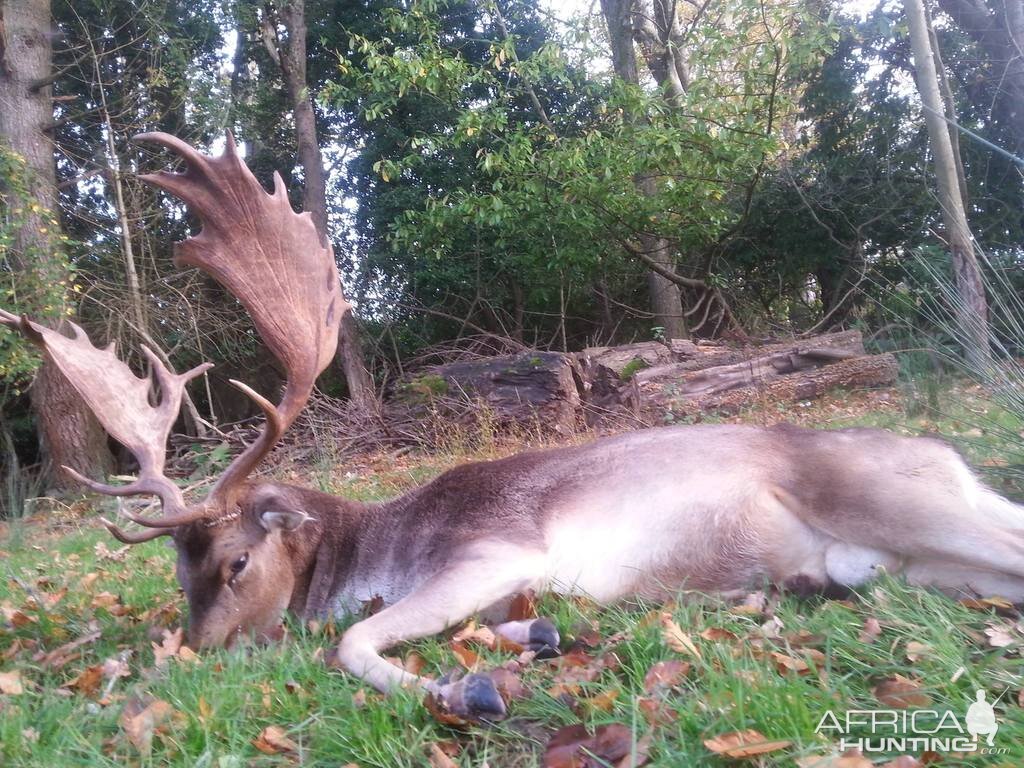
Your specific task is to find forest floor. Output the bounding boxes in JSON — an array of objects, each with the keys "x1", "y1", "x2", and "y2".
[{"x1": 1, "y1": 380, "x2": 1023, "y2": 767}]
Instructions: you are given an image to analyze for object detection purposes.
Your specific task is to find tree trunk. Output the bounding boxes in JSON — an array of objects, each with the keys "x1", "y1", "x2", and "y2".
[
  {"x1": 599, "y1": 0, "x2": 686, "y2": 339},
  {"x1": 263, "y1": 0, "x2": 375, "y2": 410},
  {"x1": 0, "y1": 0, "x2": 114, "y2": 485},
  {"x1": 926, "y1": 1, "x2": 970, "y2": 213},
  {"x1": 904, "y1": 0, "x2": 990, "y2": 367}
]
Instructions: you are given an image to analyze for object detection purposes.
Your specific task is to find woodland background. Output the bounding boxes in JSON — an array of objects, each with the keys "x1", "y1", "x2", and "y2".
[{"x1": 2, "y1": 0, "x2": 1024, "y2": 509}]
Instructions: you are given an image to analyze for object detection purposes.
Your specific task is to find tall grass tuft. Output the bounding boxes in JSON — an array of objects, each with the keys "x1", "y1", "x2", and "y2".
[
  {"x1": 893, "y1": 247, "x2": 1024, "y2": 490},
  {"x1": 1, "y1": 427, "x2": 46, "y2": 519}
]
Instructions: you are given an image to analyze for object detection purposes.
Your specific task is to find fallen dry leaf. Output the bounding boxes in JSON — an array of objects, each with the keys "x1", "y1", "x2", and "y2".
[
  {"x1": 95, "y1": 542, "x2": 130, "y2": 562},
  {"x1": 638, "y1": 696, "x2": 677, "y2": 727},
  {"x1": 120, "y1": 696, "x2": 176, "y2": 754},
  {"x1": 139, "y1": 600, "x2": 180, "y2": 628},
  {"x1": 386, "y1": 653, "x2": 426, "y2": 676},
  {"x1": 152, "y1": 628, "x2": 184, "y2": 668},
  {"x1": 660, "y1": 614, "x2": 701, "y2": 659},
  {"x1": 547, "y1": 650, "x2": 609, "y2": 697},
  {"x1": 760, "y1": 615, "x2": 785, "y2": 639},
  {"x1": 544, "y1": 723, "x2": 648, "y2": 768},
  {"x1": 0, "y1": 670, "x2": 24, "y2": 695},
  {"x1": 506, "y1": 591, "x2": 538, "y2": 621},
  {"x1": 90, "y1": 591, "x2": 121, "y2": 608},
  {"x1": 427, "y1": 742, "x2": 459, "y2": 768},
  {"x1": 643, "y1": 659, "x2": 690, "y2": 693},
  {"x1": 984, "y1": 623, "x2": 1018, "y2": 648},
  {"x1": 905, "y1": 641, "x2": 931, "y2": 662},
  {"x1": 785, "y1": 629, "x2": 825, "y2": 648},
  {"x1": 35, "y1": 587, "x2": 68, "y2": 611},
  {"x1": 700, "y1": 626, "x2": 739, "y2": 643},
  {"x1": 959, "y1": 596, "x2": 1017, "y2": 614},
  {"x1": 488, "y1": 667, "x2": 528, "y2": 701},
  {"x1": 450, "y1": 641, "x2": 480, "y2": 670},
  {"x1": 452, "y1": 620, "x2": 497, "y2": 649},
  {"x1": 873, "y1": 675, "x2": 931, "y2": 708},
  {"x1": 79, "y1": 572, "x2": 100, "y2": 590},
  {"x1": 858, "y1": 617, "x2": 882, "y2": 644},
  {"x1": 703, "y1": 729, "x2": 792, "y2": 759},
  {"x1": 2, "y1": 607, "x2": 37, "y2": 627},
  {"x1": 588, "y1": 688, "x2": 620, "y2": 712},
  {"x1": 360, "y1": 595, "x2": 384, "y2": 617},
  {"x1": 423, "y1": 692, "x2": 471, "y2": 728},
  {"x1": 63, "y1": 664, "x2": 103, "y2": 697},
  {"x1": 768, "y1": 650, "x2": 805, "y2": 674},
  {"x1": 253, "y1": 725, "x2": 299, "y2": 755},
  {"x1": 102, "y1": 654, "x2": 131, "y2": 682}
]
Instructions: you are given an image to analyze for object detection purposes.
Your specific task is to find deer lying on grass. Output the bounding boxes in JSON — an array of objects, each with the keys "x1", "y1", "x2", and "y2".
[{"x1": 5, "y1": 134, "x2": 1024, "y2": 721}]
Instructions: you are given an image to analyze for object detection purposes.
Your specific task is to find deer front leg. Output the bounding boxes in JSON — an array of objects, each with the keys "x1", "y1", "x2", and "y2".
[{"x1": 331, "y1": 543, "x2": 546, "y2": 719}]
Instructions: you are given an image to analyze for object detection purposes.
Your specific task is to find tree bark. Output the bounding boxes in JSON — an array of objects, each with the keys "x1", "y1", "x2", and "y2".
[
  {"x1": 904, "y1": 0, "x2": 990, "y2": 367},
  {"x1": 262, "y1": 0, "x2": 375, "y2": 410},
  {"x1": 0, "y1": 0, "x2": 114, "y2": 485},
  {"x1": 599, "y1": 0, "x2": 687, "y2": 339},
  {"x1": 926, "y1": 1, "x2": 970, "y2": 213}
]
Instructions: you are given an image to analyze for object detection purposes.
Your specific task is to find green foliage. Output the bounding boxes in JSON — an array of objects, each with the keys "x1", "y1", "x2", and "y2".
[
  {"x1": 324, "y1": 0, "x2": 832, "y2": 348},
  {"x1": 0, "y1": 145, "x2": 74, "y2": 389}
]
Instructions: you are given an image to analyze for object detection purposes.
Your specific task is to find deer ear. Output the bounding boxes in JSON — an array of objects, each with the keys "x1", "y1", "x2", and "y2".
[{"x1": 259, "y1": 509, "x2": 310, "y2": 532}]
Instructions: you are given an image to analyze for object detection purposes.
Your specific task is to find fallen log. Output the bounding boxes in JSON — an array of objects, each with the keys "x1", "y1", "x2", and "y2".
[
  {"x1": 577, "y1": 339, "x2": 698, "y2": 409},
  {"x1": 638, "y1": 352, "x2": 899, "y2": 416},
  {"x1": 395, "y1": 351, "x2": 582, "y2": 434},
  {"x1": 632, "y1": 329, "x2": 866, "y2": 386}
]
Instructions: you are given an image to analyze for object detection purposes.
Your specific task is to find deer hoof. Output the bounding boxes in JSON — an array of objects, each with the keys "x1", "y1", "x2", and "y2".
[
  {"x1": 524, "y1": 617, "x2": 560, "y2": 658},
  {"x1": 495, "y1": 617, "x2": 561, "y2": 658},
  {"x1": 438, "y1": 673, "x2": 507, "y2": 721}
]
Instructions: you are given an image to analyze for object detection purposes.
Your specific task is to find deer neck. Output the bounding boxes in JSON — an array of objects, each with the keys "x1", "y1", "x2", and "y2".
[{"x1": 287, "y1": 494, "x2": 376, "y2": 619}]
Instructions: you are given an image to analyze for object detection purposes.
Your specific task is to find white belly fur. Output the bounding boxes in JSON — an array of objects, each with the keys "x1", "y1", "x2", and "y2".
[{"x1": 539, "y1": 475, "x2": 769, "y2": 601}]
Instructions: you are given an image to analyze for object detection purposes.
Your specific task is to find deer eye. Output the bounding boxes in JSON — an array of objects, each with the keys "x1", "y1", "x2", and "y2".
[{"x1": 229, "y1": 553, "x2": 249, "y2": 576}]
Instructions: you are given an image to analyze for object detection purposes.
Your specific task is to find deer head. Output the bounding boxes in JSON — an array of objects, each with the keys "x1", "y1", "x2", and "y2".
[{"x1": 0, "y1": 133, "x2": 345, "y2": 647}]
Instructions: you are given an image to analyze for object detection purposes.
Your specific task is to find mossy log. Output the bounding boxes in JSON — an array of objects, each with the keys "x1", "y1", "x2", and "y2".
[{"x1": 396, "y1": 351, "x2": 583, "y2": 434}]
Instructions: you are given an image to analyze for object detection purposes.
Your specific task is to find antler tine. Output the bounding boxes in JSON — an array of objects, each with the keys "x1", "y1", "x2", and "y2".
[
  {"x1": 0, "y1": 309, "x2": 214, "y2": 530},
  {"x1": 134, "y1": 132, "x2": 346, "y2": 508},
  {"x1": 101, "y1": 518, "x2": 173, "y2": 544}
]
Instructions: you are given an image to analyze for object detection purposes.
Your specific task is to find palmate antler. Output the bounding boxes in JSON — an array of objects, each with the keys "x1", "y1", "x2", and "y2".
[{"x1": 1, "y1": 133, "x2": 346, "y2": 538}]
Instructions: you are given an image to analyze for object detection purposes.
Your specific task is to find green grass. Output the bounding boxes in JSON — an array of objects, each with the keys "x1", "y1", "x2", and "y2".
[{"x1": 1, "y1": 380, "x2": 1023, "y2": 767}]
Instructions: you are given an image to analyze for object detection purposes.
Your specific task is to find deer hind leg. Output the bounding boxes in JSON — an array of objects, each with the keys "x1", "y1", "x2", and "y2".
[
  {"x1": 331, "y1": 542, "x2": 545, "y2": 719},
  {"x1": 906, "y1": 487, "x2": 1024, "y2": 577},
  {"x1": 903, "y1": 558, "x2": 1024, "y2": 603}
]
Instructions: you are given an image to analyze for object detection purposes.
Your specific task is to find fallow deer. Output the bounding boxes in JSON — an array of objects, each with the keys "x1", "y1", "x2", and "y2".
[{"x1": 4, "y1": 134, "x2": 1024, "y2": 720}]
